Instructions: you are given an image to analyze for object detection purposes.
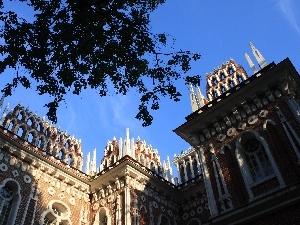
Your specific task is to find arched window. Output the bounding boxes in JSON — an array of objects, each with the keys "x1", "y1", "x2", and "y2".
[
  {"x1": 27, "y1": 118, "x2": 33, "y2": 126},
  {"x1": 236, "y1": 131, "x2": 274, "y2": 184},
  {"x1": 8, "y1": 121, "x2": 14, "y2": 131},
  {"x1": 187, "y1": 218, "x2": 201, "y2": 225},
  {"x1": 28, "y1": 132, "x2": 34, "y2": 144},
  {"x1": 158, "y1": 214, "x2": 170, "y2": 225},
  {"x1": 58, "y1": 150, "x2": 64, "y2": 160},
  {"x1": 17, "y1": 126, "x2": 24, "y2": 138},
  {"x1": 41, "y1": 200, "x2": 72, "y2": 225},
  {"x1": 68, "y1": 154, "x2": 72, "y2": 166},
  {"x1": 94, "y1": 207, "x2": 111, "y2": 225},
  {"x1": 17, "y1": 112, "x2": 23, "y2": 120},
  {"x1": 0, "y1": 180, "x2": 21, "y2": 225}
]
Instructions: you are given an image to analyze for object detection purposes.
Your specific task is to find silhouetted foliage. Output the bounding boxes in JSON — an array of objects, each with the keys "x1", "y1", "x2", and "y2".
[{"x1": 0, "y1": 0, "x2": 200, "y2": 126}]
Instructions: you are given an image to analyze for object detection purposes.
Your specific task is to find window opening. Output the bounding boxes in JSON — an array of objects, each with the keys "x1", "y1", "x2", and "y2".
[{"x1": 0, "y1": 186, "x2": 13, "y2": 224}]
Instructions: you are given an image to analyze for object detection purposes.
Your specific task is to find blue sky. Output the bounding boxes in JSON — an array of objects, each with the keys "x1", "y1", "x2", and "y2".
[{"x1": 0, "y1": 0, "x2": 300, "y2": 175}]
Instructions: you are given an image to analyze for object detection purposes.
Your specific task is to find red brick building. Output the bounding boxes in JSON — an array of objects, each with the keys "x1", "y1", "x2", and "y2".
[{"x1": 0, "y1": 43, "x2": 299, "y2": 225}]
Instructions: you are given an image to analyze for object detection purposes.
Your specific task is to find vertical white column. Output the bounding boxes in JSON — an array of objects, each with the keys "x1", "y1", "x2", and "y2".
[
  {"x1": 125, "y1": 174, "x2": 131, "y2": 225},
  {"x1": 188, "y1": 156, "x2": 195, "y2": 178},
  {"x1": 176, "y1": 163, "x2": 181, "y2": 184},
  {"x1": 198, "y1": 149, "x2": 218, "y2": 216},
  {"x1": 119, "y1": 137, "x2": 123, "y2": 159},
  {"x1": 182, "y1": 160, "x2": 188, "y2": 182},
  {"x1": 85, "y1": 152, "x2": 90, "y2": 174},
  {"x1": 116, "y1": 195, "x2": 121, "y2": 225}
]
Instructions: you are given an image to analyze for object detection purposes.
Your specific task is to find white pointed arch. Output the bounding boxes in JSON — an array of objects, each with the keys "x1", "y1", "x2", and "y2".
[
  {"x1": 157, "y1": 214, "x2": 170, "y2": 225},
  {"x1": 0, "y1": 178, "x2": 22, "y2": 225},
  {"x1": 40, "y1": 200, "x2": 72, "y2": 225},
  {"x1": 93, "y1": 207, "x2": 111, "y2": 225}
]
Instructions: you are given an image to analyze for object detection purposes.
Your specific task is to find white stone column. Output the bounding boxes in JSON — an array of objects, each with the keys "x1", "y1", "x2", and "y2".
[
  {"x1": 199, "y1": 148, "x2": 218, "y2": 217},
  {"x1": 124, "y1": 174, "x2": 131, "y2": 225},
  {"x1": 176, "y1": 163, "x2": 181, "y2": 184},
  {"x1": 188, "y1": 156, "x2": 195, "y2": 178},
  {"x1": 182, "y1": 161, "x2": 188, "y2": 182}
]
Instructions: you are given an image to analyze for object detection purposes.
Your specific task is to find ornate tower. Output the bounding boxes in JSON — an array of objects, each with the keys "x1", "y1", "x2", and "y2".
[{"x1": 175, "y1": 43, "x2": 300, "y2": 224}]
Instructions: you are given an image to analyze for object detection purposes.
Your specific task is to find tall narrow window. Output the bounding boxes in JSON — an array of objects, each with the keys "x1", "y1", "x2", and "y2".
[
  {"x1": 238, "y1": 131, "x2": 274, "y2": 184},
  {"x1": 0, "y1": 186, "x2": 13, "y2": 224},
  {"x1": 0, "y1": 180, "x2": 20, "y2": 225}
]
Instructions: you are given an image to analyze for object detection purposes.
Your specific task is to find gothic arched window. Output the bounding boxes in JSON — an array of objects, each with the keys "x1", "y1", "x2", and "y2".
[
  {"x1": 41, "y1": 200, "x2": 72, "y2": 225},
  {"x1": 237, "y1": 131, "x2": 274, "y2": 184},
  {"x1": 158, "y1": 214, "x2": 170, "y2": 225},
  {"x1": 0, "y1": 180, "x2": 21, "y2": 225}
]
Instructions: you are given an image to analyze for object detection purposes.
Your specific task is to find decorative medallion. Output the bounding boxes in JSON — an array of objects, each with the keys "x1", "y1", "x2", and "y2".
[
  {"x1": 238, "y1": 122, "x2": 247, "y2": 130},
  {"x1": 167, "y1": 209, "x2": 173, "y2": 217},
  {"x1": 92, "y1": 202, "x2": 100, "y2": 211},
  {"x1": 259, "y1": 110, "x2": 268, "y2": 118},
  {"x1": 107, "y1": 195, "x2": 114, "y2": 203},
  {"x1": 12, "y1": 170, "x2": 19, "y2": 177},
  {"x1": 24, "y1": 175, "x2": 31, "y2": 183},
  {"x1": 197, "y1": 206, "x2": 203, "y2": 214},
  {"x1": 0, "y1": 163, "x2": 8, "y2": 171},
  {"x1": 141, "y1": 195, "x2": 146, "y2": 202},
  {"x1": 47, "y1": 187, "x2": 56, "y2": 196},
  {"x1": 99, "y1": 199, "x2": 106, "y2": 207},
  {"x1": 69, "y1": 197, "x2": 75, "y2": 206},
  {"x1": 216, "y1": 134, "x2": 226, "y2": 142},
  {"x1": 190, "y1": 210, "x2": 195, "y2": 216},
  {"x1": 182, "y1": 213, "x2": 189, "y2": 220},
  {"x1": 58, "y1": 193, "x2": 65, "y2": 200},
  {"x1": 248, "y1": 115, "x2": 258, "y2": 125},
  {"x1": 226, "y1": 128, "x2": 236, "y2": 137},
  {"x1": 152, "y1": 201, "x2": 158, "y2": 208}
]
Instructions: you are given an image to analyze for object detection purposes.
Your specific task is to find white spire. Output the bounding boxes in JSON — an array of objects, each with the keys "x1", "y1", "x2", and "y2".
[
  {"x1": 89, "y1": 148, "x2": 97, "y2": 174},
  {"x1": 85, "y1": 152, "x2": 91, "y2": 174},
  {"x1": 123, "y1": 128, "x2": 131, "y2": 156},
  {"x1": 245, "y1": 53, "x2": 259, "y2": 74},
  {"x1": 196, "y1": 86, "x2": 206, "y2": 108},
  {"x1": 119, "y1": 137, "x2": 123, "y2": 158},
  {"x1": 249, "y1": 42, "x2": 267, "y2": 69},
  {"x1": 190, "y1": 84, "x2": 199, "y2": 112}
]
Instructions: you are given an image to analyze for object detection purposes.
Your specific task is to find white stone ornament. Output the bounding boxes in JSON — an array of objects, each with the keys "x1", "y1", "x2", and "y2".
[
  {"x1": 152, "y1": 201, "x2": 158, "y2": 208},
  {"x1": 0, "y1": 163, "x2": 8, "y2": 171},
  {"x1": 167, "y1": 209, "x2": 173, "y2": 217},
  {"x1": 69, "y1": 197, "x2": 75, "y2": 206},
  {"x1": 197, "y1": 206, "x2": 203, "y2": 214},
  {"x1": 238, "y1": 122, "x2": 247, "y2": 130},
  {"x1": 259, "y1": 110, "x2": 268, "y2": 118},
  {"x1": 182, "y1": 213, "x2": 189, "y2": 220},
  {"x1": 227, "y1": 127, "x2": 236, "y2": 137},
  {"x1": 248, "y1": 115, "x2": 258, "y2": 125},
  {"x1": 24, "y1": 175, "x2": 31, "y2": 183},
  {"x1": 59, "y1": 193, "x2": 65, "y2": 200},
  {"x1": 12, "y1": 170, "x2": 19, "y2": 177},
  {"x1": 48, "y1": 187, "x2": 56, "y2": 196},
  {"x1": 92, "y1": 202, "x2": 99, "y2": 211}
]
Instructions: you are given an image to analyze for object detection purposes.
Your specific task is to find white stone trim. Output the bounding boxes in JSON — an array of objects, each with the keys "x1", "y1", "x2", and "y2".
[
  {"x1": 198, "y1": 148, "x2": 218, "y2": 217},
  {"x1": 0, "y1": 178, "x2": 21, "y2": 225}
]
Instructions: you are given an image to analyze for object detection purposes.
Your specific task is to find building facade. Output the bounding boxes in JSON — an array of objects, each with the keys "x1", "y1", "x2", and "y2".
[{"x1": 0, "y1": 43, "x2": 300, "y2": 225}]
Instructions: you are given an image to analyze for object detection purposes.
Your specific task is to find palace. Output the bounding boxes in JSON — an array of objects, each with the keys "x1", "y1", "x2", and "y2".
[{"x1": 0, "y1": 43, "x2": 300, "y2": 225}]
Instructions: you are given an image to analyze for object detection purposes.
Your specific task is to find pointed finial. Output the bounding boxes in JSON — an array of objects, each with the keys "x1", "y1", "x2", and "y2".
[
  {"x1": 249, "y1": 42, "x2": 267, "y2": 69},
  {"x1": 245, "y1": 53, "x2": 258, "y2": 74}
]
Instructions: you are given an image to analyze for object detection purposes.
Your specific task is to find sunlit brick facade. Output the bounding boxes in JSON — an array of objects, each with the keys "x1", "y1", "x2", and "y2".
[{"x1": 0, "y1": 43, "x2": 300, "y2": 225}]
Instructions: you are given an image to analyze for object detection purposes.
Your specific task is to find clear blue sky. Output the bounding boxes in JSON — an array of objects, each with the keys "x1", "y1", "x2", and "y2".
[{"x1": 0, "y1": 0, "x2": 300, "y2": 175}]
